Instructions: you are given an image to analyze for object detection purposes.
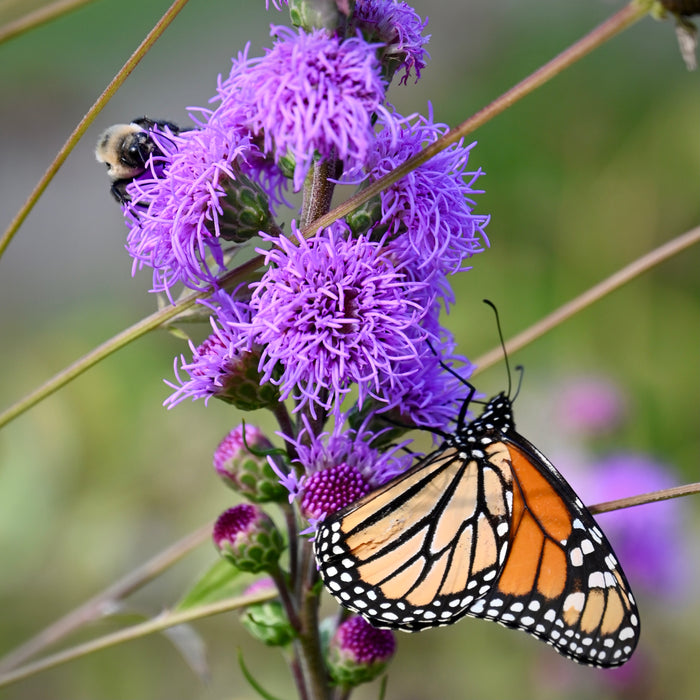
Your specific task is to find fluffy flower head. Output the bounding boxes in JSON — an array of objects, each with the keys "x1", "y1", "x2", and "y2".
[
  {"x1": 216, "y1": 26, "x2": 387, "y2": 189},
  {"x1": 164, "y1": 290, "x2": 278, "y2": 410},
  {"x1": 246, "y1": 222, "x2": 429, "y2": 414},
  {"x1": 125, "y1": 123, "x2": 254, "y2": 295},
  {"x1": 354, "y1": 0, "x2": 430, "y2": 84},
  {"x1": 365, "y1": 108, "x2": 489, "y2": 285}
]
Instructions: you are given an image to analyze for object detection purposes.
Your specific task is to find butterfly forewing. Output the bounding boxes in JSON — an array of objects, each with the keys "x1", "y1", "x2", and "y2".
[
  {"x1": 315, "y1": 445, "x2": 513, "y2": 630},
  {"x1": 313, "y1": 392, "x2": 641, "y2": 668}
]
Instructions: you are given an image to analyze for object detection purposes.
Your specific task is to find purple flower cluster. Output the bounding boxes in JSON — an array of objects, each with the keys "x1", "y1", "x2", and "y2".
[
  {"x1": 246, "y1": 222, "x2": 429, "y2": 413},
  {"x1": 125, "y1": 122, "x2": 256, "y2": 296},
  {"x1": 111, "y1": 6, "x2": 487, "y2": 525}
]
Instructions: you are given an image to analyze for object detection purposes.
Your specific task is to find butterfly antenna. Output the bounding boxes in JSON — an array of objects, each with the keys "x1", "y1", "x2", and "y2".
[
  {"x1": 513, "y1": 365, "x2": 525, "y2": 402},
  {"x1": 483, "y1": 299, "x2": 514, "y2": 399}
]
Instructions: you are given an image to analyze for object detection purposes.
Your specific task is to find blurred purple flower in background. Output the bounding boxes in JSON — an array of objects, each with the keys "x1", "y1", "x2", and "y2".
[
  {"x1": 582, "y1": 452, "x2": 690, "y2": 600},
  {"x1": 554, "y1": 374, "x2": 627, "y2": 436}
]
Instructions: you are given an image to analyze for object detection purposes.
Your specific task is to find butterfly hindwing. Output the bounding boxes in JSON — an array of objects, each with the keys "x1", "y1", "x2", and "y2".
[{"x1": 461, "y1": 433, "x2": 640, "y2": 666}]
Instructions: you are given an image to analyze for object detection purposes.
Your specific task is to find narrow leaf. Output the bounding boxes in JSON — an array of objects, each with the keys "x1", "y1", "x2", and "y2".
[
  {"x1": 237, "y1": 648, "x2": 285, "y2": 700},
  {"x1": 176, "y1": 558, "x2": 242, "y2": 610}
]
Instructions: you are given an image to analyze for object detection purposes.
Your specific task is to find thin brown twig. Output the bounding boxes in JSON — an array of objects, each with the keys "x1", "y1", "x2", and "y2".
[
  {"x1": 589, "y1": 482, "x2": 700, "y2": 514},
  {"x1": 0, "y1": 0, "x2": 98, "y2": 45},
  {"x1": 0, "y1": 0, "x2": 192, "y2": 260},
  {"x1": 307, "y1": 2, "x2": 649, "y2": 236},
  {"x1": 0, "y1": 523, "x2": 212, "y2": 673},
  {"x1": 473, "y1": 225, "x2": 700, "y2": 372},
  {"x1": 0, "y1": 591, "x2": 276, "y2": 690}
]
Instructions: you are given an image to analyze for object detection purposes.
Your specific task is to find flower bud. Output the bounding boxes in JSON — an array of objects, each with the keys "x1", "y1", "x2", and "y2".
[
  {"x1": 210, "y1": 344, "x2": 281, "y2": 412},
  {"x1": 327, "y1": 616, "x2": 396, "y2": 687},
  {"x1": 240, "y1": 578, "x2": 295, "y2": 647},
  {"x1": 288, "y1": 0, "x2": 342, "y2": 32},
  {"x1": 217, "y1": 171, "x2": 277, "y2": 243},
  {"x1": 213, "y1": 505, "x2": 284, "y2": 573},
  {"x1": 213, "y1": 425, "x2": 289, "y2": 503},
  {"x1": 300, "y1": 464, "x2": 371, "y2": 520},
  {"x1": 345, "y1": 194, "x2": 385, "y2": 237}
]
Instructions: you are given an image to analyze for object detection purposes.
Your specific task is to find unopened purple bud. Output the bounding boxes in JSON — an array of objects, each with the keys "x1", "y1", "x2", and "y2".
[
  {"x1": 214, "y1": 425, "x2": 288, "y2": 503},
  {"x1": 327, "y1": 616, "x2": 396, "y2": 687},
  {"x1": 213, "y1": 505, "x2": 284, "y2": 573}
]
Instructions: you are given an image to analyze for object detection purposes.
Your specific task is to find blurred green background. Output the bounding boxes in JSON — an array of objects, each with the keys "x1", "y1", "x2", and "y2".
[{"x1": 0, "y1": 0, "x2": 698, "y2": 698}]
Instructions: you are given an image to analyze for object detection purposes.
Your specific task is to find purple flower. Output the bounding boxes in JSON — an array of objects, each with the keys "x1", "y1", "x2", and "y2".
[
  {"x1": 327, "y1": 616, "x2": 396, "y2": 687},
  {"x1": 215, "y1": 26, "x2": 387, "y2": 190},
  {"x1": 379, "y1": 317, "x2": 477, "y2": 431},
  {"x1": 164, "y1": 290, "x2": 276, "y2": 409},
  {"x1": 244, "y1": 222, "x2": 430, "y2": 414},
  {"x1": 301, "y1": 463, "x2": 371, "y2": 520},
  {"x1": 364, "y1": 108, "x2": 489, "y2": 288},
  {"x1": 124, "y1": 121, "x2": 255, "y2": 296},
  {"x1": 285, "y1": 416, "x2": 413, "y2": 520},
  {"x1": 213, "y1": 424, "x2": 288, "y2": 503},
  {"x1": 354, "y1": 0, "x2": 430, "y2": 84},
  {"x1": 577, "y1": 453, "x2": 689, "y2": 600},
  {"x1": 213, "y1": 504, "x2": 284, "y2": 573},
  {"x1": 554, "y1": 375, "x2": 627, "y2": 435}
]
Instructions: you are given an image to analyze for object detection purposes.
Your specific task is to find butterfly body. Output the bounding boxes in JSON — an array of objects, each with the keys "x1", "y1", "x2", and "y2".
[{"x1": 314, "y1": 393, "x2": 640, "y2": 667}]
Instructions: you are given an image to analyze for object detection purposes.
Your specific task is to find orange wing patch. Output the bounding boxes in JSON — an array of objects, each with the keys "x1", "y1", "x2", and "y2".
[{"x1": 497, "y1": 443, "x2": 571, "y2": 600}]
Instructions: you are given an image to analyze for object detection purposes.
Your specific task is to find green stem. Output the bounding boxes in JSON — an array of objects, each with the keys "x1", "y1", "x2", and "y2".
[
  {"x1": 294, "y1": 540, "x2": 331, "y2": 700},
  {"x1": 301, "y1": 157, "x2": 340, "y2": 230},
  {"x1": 0, "y1": 0, "x2": 193, "y2": 260},
  {"x1": 0, "y1": 0, "x2": 100, "y2": 45}
]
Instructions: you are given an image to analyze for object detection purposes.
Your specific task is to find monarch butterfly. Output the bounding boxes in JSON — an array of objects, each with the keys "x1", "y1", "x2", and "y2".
[{"x1": 314, "y1": 350, "x2": 640, "y2": 667}]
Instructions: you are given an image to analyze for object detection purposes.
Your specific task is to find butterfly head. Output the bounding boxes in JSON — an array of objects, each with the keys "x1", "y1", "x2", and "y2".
[{"x1": 464, "y1": 392, "x2": 514, "y2": 441}]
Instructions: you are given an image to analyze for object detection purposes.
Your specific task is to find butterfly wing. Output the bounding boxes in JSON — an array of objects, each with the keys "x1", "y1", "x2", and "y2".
[
  {"x1": 314, "y1": 445, "x2": 513, "y2": 630},
  {"x1": 461, "y1": 431, "x2": 640, "y2": 667}
]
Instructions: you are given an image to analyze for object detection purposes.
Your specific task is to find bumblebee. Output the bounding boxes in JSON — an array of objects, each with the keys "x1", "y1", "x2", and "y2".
[{"x1": 95, "y1": 117, "x2": 181, "y2": 203}]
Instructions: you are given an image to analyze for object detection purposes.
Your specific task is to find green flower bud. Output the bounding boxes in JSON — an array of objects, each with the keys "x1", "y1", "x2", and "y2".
[
  {"x1": 217, "y1": 172, "x2": 278, "y2": 243},
  {"x1": 213, "y1": 505, "x2": 284, "y2": 573},
  {"x1": 288, "y1": 0, "x2": 344, "y2": 32},
  {"x1": 277, "y1": 151, "x2": 297, "y2": 180},
  {"x1": 216, "y1": 346, "x2": 281, "y2": 412},
  {"x1": 240, "y1": 578, "x2": 296, "y2": 647},
  {"x1": 345, "y1": 194, "x2": 385, "y2": 237},
  {"x1": 213, "y1": 424, "x2": 288, "y2": 503}
]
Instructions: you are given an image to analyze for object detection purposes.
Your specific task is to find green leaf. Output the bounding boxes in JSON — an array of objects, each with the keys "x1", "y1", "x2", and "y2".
[
  {"x1": 238, "y1": 648, "x2": 286, "y2": 700},
  {"x1": 175, "y1": 558, "x2": 243, "y2": 610},
  {"x1": 377, "y1": 674, "x2": 388, "y2": 700}
]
